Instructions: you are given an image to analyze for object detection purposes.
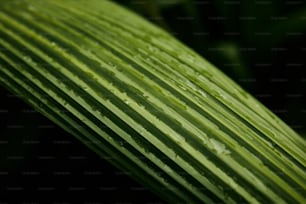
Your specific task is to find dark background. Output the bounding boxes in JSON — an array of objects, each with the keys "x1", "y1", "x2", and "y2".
[{"x1": 1, "y1": 0, "x2": 305, "y2": 203}]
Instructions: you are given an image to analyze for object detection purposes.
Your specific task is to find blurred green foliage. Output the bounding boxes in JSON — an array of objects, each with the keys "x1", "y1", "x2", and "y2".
[{"x1": 114, "y1": 0, "x2": 306, "y2": 136}]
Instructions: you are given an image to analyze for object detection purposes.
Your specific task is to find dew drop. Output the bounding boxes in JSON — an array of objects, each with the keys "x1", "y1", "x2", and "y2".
[
  {"x1": 27, "y1": 4, "x2": 37, "y2": 11},
  {"x1": 217, "y1": 185, "x2": 224, "y2": 192},
  {"x1": 80, "y1": 117, "x2": 87, "y2": 123},
  {"x1": 163, "y1": 165, "x2": 173, "y2": 174},
  {"x1": 239, "y1": 90, "x2": 249, "y2": 99},
  {"x1": 124, "y1": 99, "x2": 129, "y2": 105},
  {"x1": 138, "y1": 127, "x2": 146, "y2": 135},
  {"x1": 179, "y1": 53, "x2": 195, "y2": 63},
  {"x1": 179, "y1": 85, "x2": 187, "y2": 91},
  {"x1": 210, "y1": 138, "x2": 231, "y2": 155},
  {"x1": 119, "y1": 141, "x2": 125, "y2": 146},
  {"x1": 87, "y1": 48, "x2": 94, "y2": 55},
  {"x1": 156, "y1": 171, "x2": 162, "y2": 177},
  {"x1": 107, "y1": 61, "x2": 117, "y2": 69},
  {"x1": 228, "y1": 178, "x2": 238, "y2": 189},
  {"x1": 22, "y1": 55, "x2": 32, "y2": 62},
  {"x1": 197, "y1": 89, "x2": 207, "y2": 98},
  {"x1": 142, "y1": 93, "x2": 149, "y2": 100},
  {"x1": 83, "y1": 23, "x2": 90, "y2": 28},
  {"x1": 50, "y1": 41, "x2": 57, "y2": 47},
  {"x1": 144, "y1": 147, "x2": 151, "y2": 154},
  {"x1": 147, "y1": 45, "x2": 159, "y2": 53}
]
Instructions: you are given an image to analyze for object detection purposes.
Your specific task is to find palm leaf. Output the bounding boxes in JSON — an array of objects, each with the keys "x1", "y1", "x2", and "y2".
[{"x1": 0, "y1": 0, "x2": 305, "y2": 203}]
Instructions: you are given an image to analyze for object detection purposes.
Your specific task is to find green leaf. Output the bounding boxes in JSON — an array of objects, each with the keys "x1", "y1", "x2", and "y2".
[{"x1": 0, "y1": 0, "x2": 305, "y2": 203}]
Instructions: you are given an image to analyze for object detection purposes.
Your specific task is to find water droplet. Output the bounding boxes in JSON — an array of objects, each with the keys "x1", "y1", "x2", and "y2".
[
  {"x1": 199, "y1": 70, "x2": 213, "y2": 78},
  {"x1": 175, "y1": 140, "x2": 182, "y2": 146},
  {"x1": 144, "y1": 147, "x2": 150, "y2": 154},
  {"x1": 179, "y1": 53, "x2": 195, "y2": 63},
  {"x1": 93, "y1": 41, "x2": 100, "y2": 47},
  {"x1": 138, "y1": 127, "x2": 146, "y2": 135},
  {"x1": 107, "y1": 62, "x2": 117, "y2": 68},
  {"x1": 210, "y1": 138, "x2": 231, "y2": 155},
  {"x1": 200, "y1": 171, "x2": 206, "y2": 176},
  {"x1": 239, "y1": 90, "x2": 249, "y2": 99},
  {"x1": 27, "y1": 4, "x2": 37, "y2": 11},
  {"x1": 179, "y1": 85, "x2": 187, "y2": 91},
  {"x1": 220, "y1": 94, "x2": 227, "y2": 99},
  {"x1": 228, "y1": 178, "x2": 238, "y2": 189},
  {"x1": 87, "y1": 49, "x2": 94, "y2": 55},
  {"x1": 84, "y1": 23, "x2": 90, "y2": 28},
  {"x1": 197, "y1": 89, "x2": 207, "y2": 98},
  {"x1": 156, "y1": 171, "x2": 162, "y2": 177},
  {"x1": 147, "y1": 45, "x2": 158, "y2": 53},
  {"x1": 163, "y1": 165, "x2": 173, "y2": 174},
  {"x1": 217, "y1": 185, "x2": 224, "y2": 192},
  {"x1": 124, "y1": 99, "x2": 129, "y2": 105},
  {"x1": 60, "y1": 47, "x2": 67, "y2": 53},
  {"x1": 116, "y1": 66, "x2": 123, "y2": 72},
  {"x1": 50, "y1": 42, "x2": 57, "y2": 47},
  {"x1": 142, "y1": 93, "x2": 149, "y2": 100},
  {"x1": 80, "y1": 118, "x2": 87, "y2": 123},
  {"x1": 22, "y1": 56, "x2": 32, "y2": 62}
]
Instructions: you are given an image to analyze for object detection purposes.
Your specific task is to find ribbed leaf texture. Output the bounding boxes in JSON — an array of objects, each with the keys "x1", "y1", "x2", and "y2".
[{"x1": 0, "y1": 0, "x2": 305, "y2": 203}]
